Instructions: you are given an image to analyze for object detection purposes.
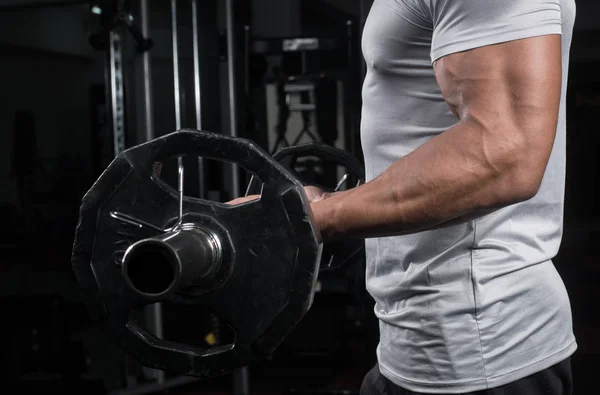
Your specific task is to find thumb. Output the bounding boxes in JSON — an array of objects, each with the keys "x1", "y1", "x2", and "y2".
[{"x1": 304, "y1": 186, "x2": 328, "y2": 202}]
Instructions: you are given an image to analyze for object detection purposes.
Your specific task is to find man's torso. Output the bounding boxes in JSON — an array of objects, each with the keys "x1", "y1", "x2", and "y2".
[{"x1": 360, "y1": 0, "x2": 577, "y2": 392}]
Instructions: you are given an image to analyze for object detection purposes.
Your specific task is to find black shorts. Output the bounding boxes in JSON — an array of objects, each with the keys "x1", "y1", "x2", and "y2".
[{"x1": 360, "y1": 358, "x2": 573, "y2": 395}]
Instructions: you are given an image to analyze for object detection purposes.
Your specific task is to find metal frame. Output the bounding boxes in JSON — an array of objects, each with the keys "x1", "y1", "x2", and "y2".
[
  {"x1": 172, "y1": 0, "x2": 182, "y2": 133},
  {"x1": 138, "y1": 0, "x2": 165, "y2": 386},
  {"x1": 140, "y1": 0, "x2": 154, "y2": 142},
  {"x1": 109, "y1": 31, "x2": 126, "y2": 156},
  {"x1": 225, "y1": 0, "x2": 241, "y2": 198},
  {"x1": 192, "y1": 0, "x2": 206, "y2": 199},
  {"x1": 225, "y1": 5, "x2": 249, "y2": 391}
]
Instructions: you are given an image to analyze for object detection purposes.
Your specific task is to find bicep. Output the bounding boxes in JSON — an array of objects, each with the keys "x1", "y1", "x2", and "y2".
[{"x1": 433, "y1": 35, "x2": 562, "y2": 173}]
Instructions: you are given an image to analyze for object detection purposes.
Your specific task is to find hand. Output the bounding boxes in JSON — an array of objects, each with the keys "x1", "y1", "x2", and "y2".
[
  {"x1": 224, "y1": 186, "x2": 330, "y2": 205},
  {"x1": 303, "y1": 185, "x2": 330, "y2": 203}
]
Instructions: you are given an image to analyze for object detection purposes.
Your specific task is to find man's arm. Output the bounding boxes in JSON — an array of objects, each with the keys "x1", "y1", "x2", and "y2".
[{"x1": 313, "y1": 34, "x2": 562, "y2": 241}]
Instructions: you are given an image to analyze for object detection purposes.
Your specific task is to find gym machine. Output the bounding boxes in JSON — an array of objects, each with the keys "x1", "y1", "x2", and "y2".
[
  {"x1": 240, "y1": 24, "x2": 361, "y2": 157},
  {"x1": 88, "y1": 0, "x2": 155, "y2": 163}
]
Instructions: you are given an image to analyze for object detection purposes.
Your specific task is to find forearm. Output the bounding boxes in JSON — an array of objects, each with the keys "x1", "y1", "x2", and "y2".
[{"x1": 312, "y1": 118, "x2": 538, "y2": 241}]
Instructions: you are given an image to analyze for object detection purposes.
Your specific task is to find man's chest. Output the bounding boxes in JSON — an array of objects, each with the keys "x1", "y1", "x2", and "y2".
[
  {"x1": 360, "y1": 0, "x2": 456, "y2": 155},
  {"x1": 362, "y1": 0, "x2": 434, "y2": 73}
]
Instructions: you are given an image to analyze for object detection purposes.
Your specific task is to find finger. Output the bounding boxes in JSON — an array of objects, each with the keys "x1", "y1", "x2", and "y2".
[{"x1": 225, "y1": 195, "x2": 260, "y2": 205}]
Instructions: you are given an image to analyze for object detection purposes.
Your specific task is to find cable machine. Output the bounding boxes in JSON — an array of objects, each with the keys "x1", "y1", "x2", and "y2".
[{"x1": 88, "y1": 0, "x2": 239, "y2": 393}]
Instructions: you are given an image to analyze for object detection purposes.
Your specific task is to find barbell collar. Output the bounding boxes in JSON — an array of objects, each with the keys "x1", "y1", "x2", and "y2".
[{"x1": 122, "y1": 224, "x2": 224, "y2": 298}]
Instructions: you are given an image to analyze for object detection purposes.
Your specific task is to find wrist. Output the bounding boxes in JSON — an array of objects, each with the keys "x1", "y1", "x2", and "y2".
[{"x1": 311, "y1": 193, "x2": 339, "y2": 243}]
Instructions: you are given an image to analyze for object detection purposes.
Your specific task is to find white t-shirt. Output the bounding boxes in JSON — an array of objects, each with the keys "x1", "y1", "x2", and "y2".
[{"x1": 360, "y1": 0, "x2": 577, "y2": 392}]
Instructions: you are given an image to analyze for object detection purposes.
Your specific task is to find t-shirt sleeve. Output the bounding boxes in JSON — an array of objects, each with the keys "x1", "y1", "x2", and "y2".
[{"x1": 429, "y1": 0, "x2": 563, "y2": 62}]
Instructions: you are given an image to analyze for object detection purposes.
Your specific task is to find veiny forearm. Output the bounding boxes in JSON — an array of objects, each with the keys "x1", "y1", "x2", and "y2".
[{"x1": 313, "y1": 118, "x2": 537, "y2": 241}]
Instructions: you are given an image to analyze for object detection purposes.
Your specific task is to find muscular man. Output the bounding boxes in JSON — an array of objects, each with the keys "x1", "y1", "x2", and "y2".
[
  {"x1": 311, "y1": 0, "x2": 578, "y2": 394},
  {"x1": 231, "y1": 0, "x2": 576, "y2": 393}
]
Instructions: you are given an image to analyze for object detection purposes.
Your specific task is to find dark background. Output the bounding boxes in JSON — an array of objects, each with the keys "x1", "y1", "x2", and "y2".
[{"x1": 0, "y1": 0, "x2": 598, "y2": 394}]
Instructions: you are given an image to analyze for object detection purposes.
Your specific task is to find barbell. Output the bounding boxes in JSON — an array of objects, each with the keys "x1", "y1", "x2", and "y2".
[{"x1": 71, "y1": 129, "x2": 364, "y2": 378}]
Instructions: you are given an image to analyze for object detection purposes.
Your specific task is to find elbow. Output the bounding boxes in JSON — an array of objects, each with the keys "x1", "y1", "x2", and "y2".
[
  {"x1": 482, "y1": 164, "x2": 542, "y2": 208},
  {"x1": 500, "y1": 146, "x2": 549, "y2": 204},
  {"x1": 509, "y1": 140, "x2": 553, "y2": 203},
  {"x1": 481, "y1": 123, "x2": 553, "y2": 205},
  {"x1": 480, "y1": 149, "x2": 546, "y2": 206},
  {"x1": 507, "y1": 166, "x2": 543, "y2": 203}
]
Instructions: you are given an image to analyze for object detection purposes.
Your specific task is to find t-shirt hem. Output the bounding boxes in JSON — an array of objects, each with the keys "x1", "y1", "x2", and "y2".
[
  {"x1": 486, "y1": 340, "x2": 577, "y2": 390},
  {"x1": 430, "y1": 25, "x2": 562, "y2": 63},
  {"x1": 379, "y1": 340, "x2": 577, "y2": 394}
]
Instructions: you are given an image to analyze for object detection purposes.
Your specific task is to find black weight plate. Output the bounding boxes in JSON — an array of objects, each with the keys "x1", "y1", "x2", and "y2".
[
  {"x1": 246, "y1": 143, "x2": 365, "y2": 271},
  {"x1": 71, "y1": 129, "x2": 322, "y2": 378}
]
